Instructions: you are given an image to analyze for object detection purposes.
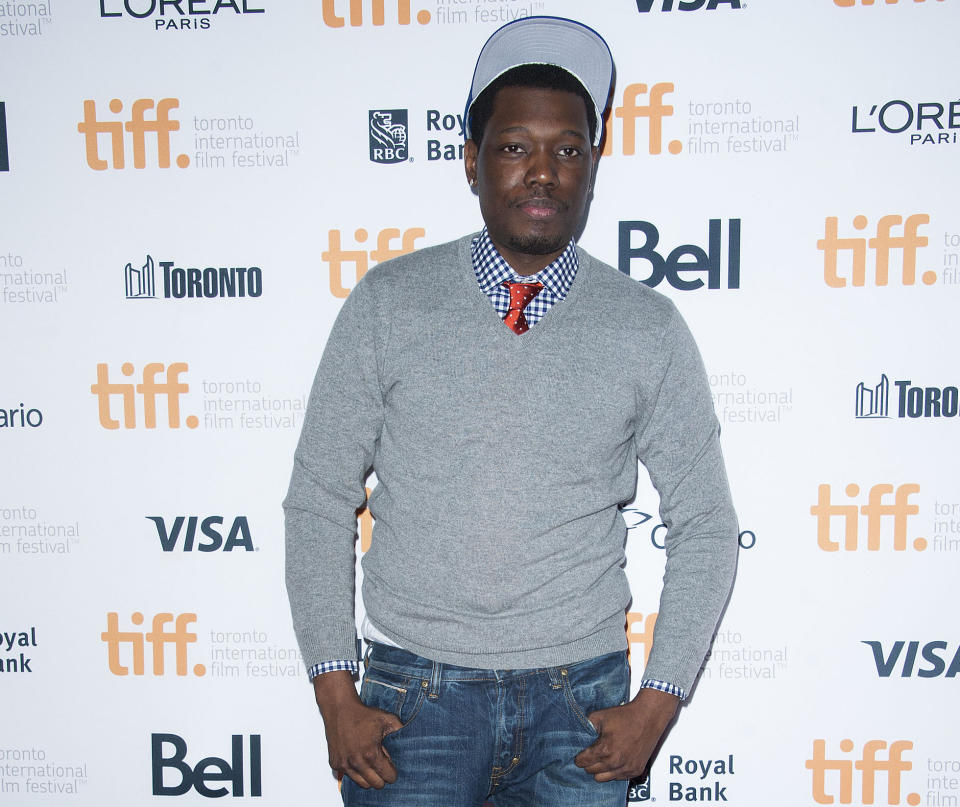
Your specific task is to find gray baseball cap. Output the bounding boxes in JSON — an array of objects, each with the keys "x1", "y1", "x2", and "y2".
[{"x1": 464, "y1": 16, "x2": 614, "y2": 147}]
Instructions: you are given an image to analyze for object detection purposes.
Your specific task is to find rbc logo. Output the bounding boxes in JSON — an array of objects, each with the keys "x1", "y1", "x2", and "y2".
[
  {"x1": 151, "y1": 733, "x2": 262, "y2": 797},
  {"x1": 148, "y1": 516, "x2": 255, "y2": 552},
  {"x1": 77, "y1": 98, "x2": 189, "y2": 170},
  {"x1": 805, "y1": 740, "x2": 919, "y2": 806},
  {"x1": 369, "y1": 110, "x2": 408, "y2": 164}
]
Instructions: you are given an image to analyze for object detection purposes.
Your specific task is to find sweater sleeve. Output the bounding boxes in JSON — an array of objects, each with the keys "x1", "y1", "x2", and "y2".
[
  {"x1": 633, "y1": 305, "x2": 738, "y2": 694},
  {"x1": 283, "y1": 278, "x2": 385, "y2": 672}
]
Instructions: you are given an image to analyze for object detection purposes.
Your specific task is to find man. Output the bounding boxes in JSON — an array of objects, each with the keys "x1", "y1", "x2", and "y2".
[{"x1": 285, "y1": 16, "x2": 737, "y2": 806}]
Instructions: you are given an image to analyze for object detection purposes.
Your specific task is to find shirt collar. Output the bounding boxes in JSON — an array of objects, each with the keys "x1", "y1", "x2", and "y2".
[{"x1": 471, "y1": 228, "x2": 578, "y2": 299}]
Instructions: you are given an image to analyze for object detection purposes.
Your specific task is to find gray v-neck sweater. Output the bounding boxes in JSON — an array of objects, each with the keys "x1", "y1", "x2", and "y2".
[{"x1": 284, "y1": 234, "x2": 737, "y2": 692}]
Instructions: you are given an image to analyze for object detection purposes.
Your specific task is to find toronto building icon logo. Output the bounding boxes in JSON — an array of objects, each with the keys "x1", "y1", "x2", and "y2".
[
  {"x1": 125, "y1": 255, "x2": 156, "y2": 299},
  {"x1": 855, "y1": 374, "x2": 889, "y2": 418},
  {"x1": 369, "y1": 109, "x2": 408, "y2": 164}
]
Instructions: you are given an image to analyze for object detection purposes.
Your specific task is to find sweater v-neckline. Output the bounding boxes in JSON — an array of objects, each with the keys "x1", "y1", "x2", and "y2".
[{"x1": 455, "y1": 234, "x2": 585, "y2": 348}]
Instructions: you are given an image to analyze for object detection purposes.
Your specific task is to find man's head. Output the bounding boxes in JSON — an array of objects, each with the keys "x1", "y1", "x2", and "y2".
[{"x1": 462, "y1": 17, "x2": 613, "y2": 275}]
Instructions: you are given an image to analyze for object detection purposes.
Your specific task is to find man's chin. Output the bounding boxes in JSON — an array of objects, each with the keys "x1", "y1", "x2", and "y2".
[{"x1": 505, "y1": 233, "x2": 568, "y2": 257}]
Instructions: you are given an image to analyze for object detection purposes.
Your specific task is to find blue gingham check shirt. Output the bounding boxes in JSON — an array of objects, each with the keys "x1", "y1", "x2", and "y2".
[{"x1": 309, "y1": 229, "x2": 687, "y2": 701}]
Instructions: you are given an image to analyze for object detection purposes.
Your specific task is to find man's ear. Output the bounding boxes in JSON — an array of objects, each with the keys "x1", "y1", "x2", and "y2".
[{"x1": 464, "y1": 139, "x2": 479, "y2": 190}]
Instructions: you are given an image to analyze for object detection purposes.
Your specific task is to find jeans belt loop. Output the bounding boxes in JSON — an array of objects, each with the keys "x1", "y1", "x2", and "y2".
[{"x1": 429, "y1": 660, "x2": 442, "y2": 699}]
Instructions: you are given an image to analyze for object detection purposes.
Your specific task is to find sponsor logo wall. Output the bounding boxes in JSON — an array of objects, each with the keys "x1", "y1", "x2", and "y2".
[{"x1": 0, "y1": 2, "x2": 956, "y2": 804}]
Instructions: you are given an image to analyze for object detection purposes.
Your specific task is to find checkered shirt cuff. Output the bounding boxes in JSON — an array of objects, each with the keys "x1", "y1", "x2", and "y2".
[
  {"x1": 639, "y1": 678, "x2": 687, "y2": 701},
  {"x1": 309, "y1": 659, "x2": 359, "y2": 680}
]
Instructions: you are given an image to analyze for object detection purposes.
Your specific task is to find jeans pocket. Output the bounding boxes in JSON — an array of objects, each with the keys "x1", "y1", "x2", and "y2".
[
  {"x1": 559, "y1": 652, "x2": 630, "y2": 737},
  {"x1": 359, "y1": 666, "x2": 428, "y2": 736}
]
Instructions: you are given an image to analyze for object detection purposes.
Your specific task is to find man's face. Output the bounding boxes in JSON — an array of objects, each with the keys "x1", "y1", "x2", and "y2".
[{"x1": 464, "y1": 85, "x2": 598, "y2": 276}]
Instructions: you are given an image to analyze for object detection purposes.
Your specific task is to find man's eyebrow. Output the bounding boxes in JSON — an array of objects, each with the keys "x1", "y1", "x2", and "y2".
[{"x1": 494, "y1": 125, "x2": 589, "y2": 141}]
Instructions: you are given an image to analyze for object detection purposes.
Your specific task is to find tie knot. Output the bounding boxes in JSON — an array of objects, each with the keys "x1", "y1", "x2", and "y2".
[
  {"x1": 501, "y1": 281, "x2": 544, "y2": 335},
  {"x1": 504, "y1": 281, "x2": 544, "y2": 312}
]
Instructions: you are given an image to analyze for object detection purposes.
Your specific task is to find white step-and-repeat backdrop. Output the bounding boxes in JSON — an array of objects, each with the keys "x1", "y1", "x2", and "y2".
[{"x1": 2, "y1": 1, "x2": 958, "y2": 804}]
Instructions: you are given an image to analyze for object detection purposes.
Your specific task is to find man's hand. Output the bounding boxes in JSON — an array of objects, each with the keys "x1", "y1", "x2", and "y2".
[
  {"x1": 574, "y1": 687, "x2": 679, "y2": 782},
  {"x1": 314, "y1": 671, "x2": 403, "y2": 789}
]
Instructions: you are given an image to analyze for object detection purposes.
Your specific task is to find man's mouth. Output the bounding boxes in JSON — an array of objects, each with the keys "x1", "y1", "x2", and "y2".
[{"x1": 516, "y1": 198, "x2": 562, "y2": 219}]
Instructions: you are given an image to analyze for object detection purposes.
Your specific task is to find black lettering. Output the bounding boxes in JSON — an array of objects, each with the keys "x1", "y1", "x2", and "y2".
[
  {"x1": 247, "y1": 266, "x2": 262, "y2": 297},
  {"x1": 235, "y1": 266, "x2": 247, "y2": 297},
  {"x1": 161, "y1": 261, "x2": 174, "y2": 297},
  {"x1": 202, "y1": 267, "x2": 218, "y2": 297},
  {"x1": 618, "y1": 221, "x2": 665, "y2": 286},
  {"x1": 159, "y1": 0, "x2": 185, "y2": 15},
  {"x1": 878, "y1": 99, "x2": 913, "y2": 134},
  {"x1": 426, "y1": 110, "x2": 440, "y2": 131},
  {"x1": 219, "y1": 267, "x2": 236, "y2": 297},
  {"x1": 124, "y1": 0, "x2": 158, "y2": 18},
  {"x1": 906, "y1": 387, "x2": 923, "y2": 418},
  {"x1": 669, "y1": 755, "x2": 682, "y2": 774},
  {"x1": 186, "y1": 267, "x2": 203, "y2": 298},
  {"x1": 100, "y1": 0, "x2": 123, "y2": 16},
  {"x1": 851, "y1": 105, "x2": 876, "y2": 133},
  {"x1": 148, "y1": 516, "x2": 183, "y2": 551},
  {"x1": 924, "y1": 386, "x2": 941, "y2": 417},
  {"x1": 665, "y1": 244, "x2": 709, "y2": 290},
  {"x1": 224, "y1": 517, "x2": 254, "y2": 551},
  {"x1": 862, "y1": 640, "x2": 902, "y2": 677},
  {"x1": 170, "y1": 267, "x2": 186, "y2": 298},
  {"x1": 918, "y1": 641, "x2": 948, "y2": 678},
  {"x1": 193, "y1": 756, "x2": 232, "y2": 798},
  {"x1": 727, "y1": 219, "x2": 741, "y2": 289},
  {"x1": 942, "y1": 387, "x2": 958, "y2": 417},
  {"x1": 916, "y1": 102, "x2": 944, "y2": 130},
  {"x1": 738, "y1": 530, "x2": 756, "y2": 549},
  {"x1": 151, "y1": 733, "x2": 192, "y2": 796},
  {"x1": 679, "y1": 0, "x2": 705, "y2": 9},
  {"x1": 199, "y1": 516, "x2": 224, "y2": 551},
  {"x1": 895, "y1": 379, "x2": 911, "y2": 417}
]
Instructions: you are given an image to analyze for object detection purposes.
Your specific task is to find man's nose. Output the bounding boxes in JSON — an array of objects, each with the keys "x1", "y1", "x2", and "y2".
[{"x1": 524, "y1": 147, "x2": 558, "y2": 187}]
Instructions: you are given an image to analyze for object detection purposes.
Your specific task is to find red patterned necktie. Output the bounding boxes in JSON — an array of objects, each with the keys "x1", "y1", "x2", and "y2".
[{"x1": 502, "y1": 281, "x2": 544, "y2": 335}]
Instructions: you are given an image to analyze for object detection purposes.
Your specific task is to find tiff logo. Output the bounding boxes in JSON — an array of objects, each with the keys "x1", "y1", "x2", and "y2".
[
  {"x1": 818, "y1": 214, "x2": 935, "y2": 288},
  {"x1": 77, "y1": 98, "x2": 190, "y2": 170},
  {"x1": 811, "y1": 483, "x2": 926, "y2": 552},
  {"x1": 856, "y1": 374, "x2": 889, "y2": 418},
  {"x1": 626, "y1": 611, "x2": 658, "y2": 667},
  {"x1": 125, "y1": 255, "x2": 156, "y2": 299},
  {"x1": 0, "y1": 102, "x2": 8, "y2": 171},
  {"x1": 836, "y1": 0, "x2": 944, "y2": 5},
  {"x1": 805, "y1": 740, "x2": 919, "y2": 806},
  {"x1": 369, "y1": 110, "x2": 408, "y2": 164},
  {"x1": 101, "y1": 612, "x2": 206, "y2": 676},
  {"x1": 603, "y1": 83, "x2": 683, "y2": 157},
  {"x1": 323, "y1": 227, "x2": 425, "y2": 298},
  {"x1": 90, "y1": 362, "x2": 199, "y2": 430},
  {"x1": 322, "y1": 0, "x2": 431, "y2": 26}
]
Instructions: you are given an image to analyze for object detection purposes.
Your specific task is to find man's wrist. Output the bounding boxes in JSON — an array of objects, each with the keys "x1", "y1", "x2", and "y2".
[{"x1": 639, "y1": 678, "x2": 687, "y2": 701}]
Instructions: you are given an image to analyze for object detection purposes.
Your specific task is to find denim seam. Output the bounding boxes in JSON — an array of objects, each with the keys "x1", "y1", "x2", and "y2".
[{"x1": 560, "y1": 670, "x2": 599, "y2": 737}]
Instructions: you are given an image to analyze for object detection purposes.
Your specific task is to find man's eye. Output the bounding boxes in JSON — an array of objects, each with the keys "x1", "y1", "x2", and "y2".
[
  {"x1": 559, "y1": 147, "x2": 582, "y2": 157},
  {"x1": 502, "y1": 143, "x2": 525, "y2": 153}
]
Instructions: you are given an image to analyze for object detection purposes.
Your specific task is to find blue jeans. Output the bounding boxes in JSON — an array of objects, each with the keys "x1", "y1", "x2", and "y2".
[{"x1": 342, "y1": 643, "x2": 630, "y2": 807}]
